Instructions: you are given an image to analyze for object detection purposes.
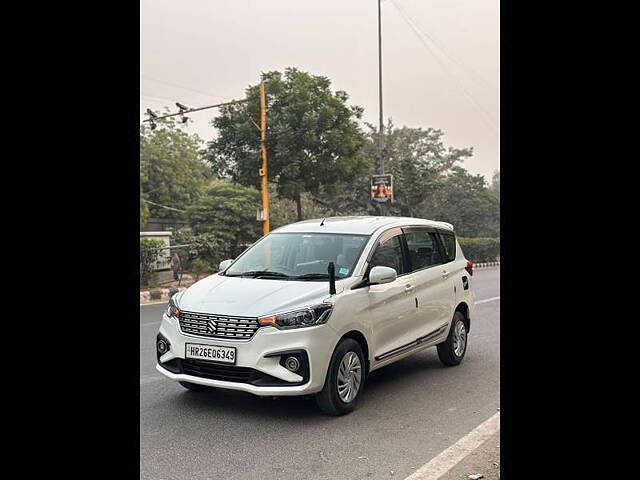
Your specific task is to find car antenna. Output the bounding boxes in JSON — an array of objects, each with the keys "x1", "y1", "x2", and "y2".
[
  {"x1": 328, "y1": 262, "x2": 336, "y2": 295},
  {"x1": 320, "y1": 217, "x2": 326, "y2": 226}
]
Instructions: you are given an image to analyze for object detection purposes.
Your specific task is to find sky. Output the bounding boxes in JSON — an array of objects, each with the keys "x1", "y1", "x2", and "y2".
[{"x1": 140, "y1": 0, "x2": 499, "y2": 181}]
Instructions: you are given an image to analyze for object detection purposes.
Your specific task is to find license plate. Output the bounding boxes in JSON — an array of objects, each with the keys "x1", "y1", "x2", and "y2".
[{"x1": 185, "y1": 343, "x2": 236, "y2": 364}]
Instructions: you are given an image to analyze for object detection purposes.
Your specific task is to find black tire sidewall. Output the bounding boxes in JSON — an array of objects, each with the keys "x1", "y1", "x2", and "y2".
[
  {"x1": 437, "y1": 312, "x2": 468, "y2": 366},
  {"x1": 318, "y1": 338, "x2": 365, "y2": 415}
]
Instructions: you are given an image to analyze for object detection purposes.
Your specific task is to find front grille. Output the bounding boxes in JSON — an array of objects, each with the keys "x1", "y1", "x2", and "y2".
[{"x1": 178, "y1": 311, "x2": 260, "y2": 340}]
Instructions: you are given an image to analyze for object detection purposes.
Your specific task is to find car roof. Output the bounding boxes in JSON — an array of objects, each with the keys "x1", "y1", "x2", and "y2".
[{"x1": 271, "y1": 216, "x2": 454, "y2": 235}]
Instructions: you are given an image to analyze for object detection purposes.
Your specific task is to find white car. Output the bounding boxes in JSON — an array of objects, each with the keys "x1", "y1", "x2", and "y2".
[{"x1": 156, "y1": 216, "x2": 475, "y2": 415}]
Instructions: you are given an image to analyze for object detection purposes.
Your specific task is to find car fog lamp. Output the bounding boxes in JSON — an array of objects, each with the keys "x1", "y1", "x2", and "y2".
[
  {"x1": 285, "y1": 356, "x2": 300, "y2": 372},
  {"x1": 157, "y1": 339, "x2": 168, "y2": 354}
]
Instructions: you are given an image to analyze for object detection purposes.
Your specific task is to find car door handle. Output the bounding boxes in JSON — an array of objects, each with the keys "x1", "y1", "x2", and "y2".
[
  {"x1": 441, "y1": 270, "x2": 449, "y2": 279},
  {"x1": 405, "y1": 284, "x2": 415, "y2": 293}
]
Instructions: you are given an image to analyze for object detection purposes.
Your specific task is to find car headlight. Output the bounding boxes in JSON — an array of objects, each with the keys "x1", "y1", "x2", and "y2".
[
  {"x1": 258, "y1": 304, "x2": 333, "y2": 330},
  {"x1": 166, "y1": 296, "x2": 181, "y2": 318}
]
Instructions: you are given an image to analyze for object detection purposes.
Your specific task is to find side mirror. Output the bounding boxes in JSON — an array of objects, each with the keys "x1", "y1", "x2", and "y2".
[
  {"x1": 369, "y1": 266, "x2": 397, "y2": 285},
  {"x1": 219, "y1": 259, "x2": 234, "y2": 271}
]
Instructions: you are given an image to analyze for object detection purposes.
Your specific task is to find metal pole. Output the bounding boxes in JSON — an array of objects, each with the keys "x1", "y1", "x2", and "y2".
[
  {"x1": 259, "y1": 81, "x2": 270, "y2": 234},
  {"x1": 377, "y1": 0, "x2": 386, "y2": 217},
  {"x1": 378, "y1": 0, "x2": 384, "y2": 175},
  {"x1": 142, "y1": 98, "x2": 248, "y2": 123}
]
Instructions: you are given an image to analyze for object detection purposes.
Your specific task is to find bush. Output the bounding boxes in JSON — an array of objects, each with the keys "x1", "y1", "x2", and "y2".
[
  {"x1": 458, "y1": 237, "x2": 500, "y2": 263},
  {"x1": 170, "y1": 229, "x2": 220, "y2": 277},
  {"x1": 185, "y1": 181, "x2": 262, "y2": 259},
  {"x1": 140, "y1": 238, "x2": 165, "y2": 286}
]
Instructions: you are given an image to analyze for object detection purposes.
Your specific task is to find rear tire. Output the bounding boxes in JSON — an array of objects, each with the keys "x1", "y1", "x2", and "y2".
[
  {"x1": 316, "y1": 339, "x2": 365, "y2": 416},
  {"x1": 179, "y1": 381, "x2": 212, "y2": 392},
  {"x1": 437, "y1": 311, "x2": 468, "y2": 366}
]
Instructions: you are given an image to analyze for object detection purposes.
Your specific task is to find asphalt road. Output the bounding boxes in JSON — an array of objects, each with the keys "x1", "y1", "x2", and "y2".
[{"x1": 140, "y1": 267, "x2": 500, "y2": 480}]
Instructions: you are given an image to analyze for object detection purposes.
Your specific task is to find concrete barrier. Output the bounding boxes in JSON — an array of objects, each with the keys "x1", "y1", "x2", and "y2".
[
  {"x1": 140, "y1": 286, "x2": 187, "y2": 304},
  {"x1": 474, "y1": 261, "x2": 500, "y2": 269}
]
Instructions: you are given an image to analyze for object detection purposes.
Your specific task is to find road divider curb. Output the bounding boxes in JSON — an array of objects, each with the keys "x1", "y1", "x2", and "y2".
[
  {"x1": 140, "y1": 286, "x2": 187, "y2": 305},
  {"x1": 474, "y1": 261, "x2": 500, "y2": 269}
]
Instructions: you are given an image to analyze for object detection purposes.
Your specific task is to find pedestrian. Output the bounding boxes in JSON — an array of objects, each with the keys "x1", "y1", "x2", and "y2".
[{"x1": 170, "y1": 251, "x2": 182, "y2": 281}]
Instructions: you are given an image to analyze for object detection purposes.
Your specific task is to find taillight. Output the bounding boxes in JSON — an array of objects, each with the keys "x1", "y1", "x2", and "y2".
[{"x1": 465, "y1": 260, "x2": 474, "y2": 276}]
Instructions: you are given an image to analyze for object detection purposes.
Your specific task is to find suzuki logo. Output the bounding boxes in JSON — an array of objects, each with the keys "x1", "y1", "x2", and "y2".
[{"x1": 207, "y1": 320, "x2": 218, "y2": 333}]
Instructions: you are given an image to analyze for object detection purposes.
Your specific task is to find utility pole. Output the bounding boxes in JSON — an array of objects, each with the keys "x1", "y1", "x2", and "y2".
[
  {"x1": 378, "y1": 0, "x2": 384, "y2": 175},
  {"x1": 143, "y1": 84, "x2": 270, "y2": 235},
  {"x1": 377, "y1": 0, "x2": 387, "y2": 216},
  {"x1": 142, "y1": 98, "x2": 248, "y2": 125},
  {"x1": 259, "y1": 81, "x2": 270, "y2": 235}
]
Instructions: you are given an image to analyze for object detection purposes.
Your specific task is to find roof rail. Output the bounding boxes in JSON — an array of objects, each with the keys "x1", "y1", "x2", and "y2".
[{"x1": 434, "y1": 221, "x2": 454, "y2": 230}]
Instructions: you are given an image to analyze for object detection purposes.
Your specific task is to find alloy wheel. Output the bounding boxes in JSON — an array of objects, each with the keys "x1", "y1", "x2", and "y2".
[
  {"x1": 452, "y1": 320, "x2": 467, "y2": 357},
  {"x1": 337, "y1": 351, "x2": 362, "y2": 403}
]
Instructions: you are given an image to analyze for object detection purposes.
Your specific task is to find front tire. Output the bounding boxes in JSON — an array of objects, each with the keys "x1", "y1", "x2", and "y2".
[
  {"x1": 316, "y1": 339, "x2": 365, "y2": 416},
  {"x1": 437, "y1": 311, "x2": 468, "y2": 366},
  {"x1": 179, "y1": 381, "x2": 212, "y2": 392}
]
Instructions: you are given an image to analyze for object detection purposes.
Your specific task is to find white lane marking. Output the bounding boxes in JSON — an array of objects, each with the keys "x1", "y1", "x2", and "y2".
[
  {"x1": 475, "y1": 296, "x2": 500, "y2": 305},
  {"x1": 404, "y1": 412, "x2": 500, "y2": 480},
  {"x1": 141, "y1": 321, "x2": 161, "y2": 328},
  {"x1": 140, "y1": 374, "x2": 164, "y2": 385}
]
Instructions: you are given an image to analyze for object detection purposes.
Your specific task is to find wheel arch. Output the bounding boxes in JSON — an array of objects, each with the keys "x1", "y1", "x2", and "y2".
[
  {"x1": 455, "y1": 301, "x2": 471, "y2": 332},
  {"x1": 338, "y1": 330, "x2": 371, "y2": 378}
]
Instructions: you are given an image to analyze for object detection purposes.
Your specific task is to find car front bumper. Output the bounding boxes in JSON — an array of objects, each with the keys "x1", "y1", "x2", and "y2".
[{"x1": 156, "y1": 313, "x2": 338, "y2": 396}]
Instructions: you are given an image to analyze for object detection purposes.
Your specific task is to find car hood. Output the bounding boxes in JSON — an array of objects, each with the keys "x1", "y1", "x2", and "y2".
[{"x1": 176, "y1": 274, "x2": 347, "y2": 317}]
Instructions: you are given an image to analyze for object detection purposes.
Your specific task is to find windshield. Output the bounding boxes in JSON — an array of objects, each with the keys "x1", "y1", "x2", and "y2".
[{"x1": 224, "y1": 232, "x2": 369, "y2": 280}]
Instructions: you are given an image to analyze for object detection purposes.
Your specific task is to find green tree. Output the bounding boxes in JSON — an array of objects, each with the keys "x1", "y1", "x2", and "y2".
[
  {"x1": 433, "y1": 166, "x2": 500, "y2": 237},
  {"x1": 205, "y1": 67, "x2": 368, "y2": 220},
  {"x1": 378, "y1": 122, "x2": 472, "y2": 217},
  {"x1": 170, "y1": 228, "x2": 220, "y2": 277},
  {"x1": 316, "y1": 121, "x2": 472, "y2": 217},
  {"x1": 489, "y1": 169, "x2": 500, "y2": 200},
  {"x1": 140, "y1": 117, "x2": 208, "y2": 220},
  {"x1": 268, "y1": 184, "x2": 333, "y2": 230},
  {"x1": 140, "y1": 190, "x2": 150, "y2": 228},
  {"x1": 185, "y1": 181, "x2": 262, "y2": 259}
]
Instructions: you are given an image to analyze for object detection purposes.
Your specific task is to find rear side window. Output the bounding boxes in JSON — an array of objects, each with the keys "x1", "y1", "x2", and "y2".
[
  {"x1": 404, "y1": 228, "x2": 443, "y2": 271},
  {"x1": 369, "y1": 235, "x2": 406, "y2": 275},
  {"x1": 439, "y1": 232, "x2": 457, "y2": 263}
]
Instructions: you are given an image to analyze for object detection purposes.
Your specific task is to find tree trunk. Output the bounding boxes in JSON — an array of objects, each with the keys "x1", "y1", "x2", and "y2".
[{"x1": 296, "y1": 192, "x2": 303, "y2": 221}]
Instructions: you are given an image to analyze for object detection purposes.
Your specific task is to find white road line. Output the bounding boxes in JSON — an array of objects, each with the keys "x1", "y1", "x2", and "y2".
[
  {"x1": 404, "y1": 412, "x2": 500, "y2": 480},
  {"x1": 475, "y1": 296, "x2": 500, "y2": 305},
  {"x1": 140, "y1": 374, "x2": 164, "y2": 385},
  {"x1": 141, "y1": 322, "x2": 161, "y2": 328}
]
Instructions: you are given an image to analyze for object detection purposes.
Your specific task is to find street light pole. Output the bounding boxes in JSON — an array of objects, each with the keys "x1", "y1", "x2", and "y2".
[
  {"x1": 378, "y1": 0, "x2": 384, "y2": 175},
  {"x1": 377, "y1": 0, "x2": 387, "y2": 216}
]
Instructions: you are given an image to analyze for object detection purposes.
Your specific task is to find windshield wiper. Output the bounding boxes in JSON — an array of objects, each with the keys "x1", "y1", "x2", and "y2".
[
  {"x1": 227, "y1": 270, "x2": 291, "y2": 279},
  {"x1": 294, "y1": 273, "x2": 343, "y2": 281}
]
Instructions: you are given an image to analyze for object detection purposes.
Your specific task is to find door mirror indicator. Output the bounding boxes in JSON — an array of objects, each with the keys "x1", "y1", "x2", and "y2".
[
  {"x1": 369, "y1": 266, "x2": 397, "y2": 285},
  {"x1": 219, "y1": 259, "x2": 234, "y2": 271}
]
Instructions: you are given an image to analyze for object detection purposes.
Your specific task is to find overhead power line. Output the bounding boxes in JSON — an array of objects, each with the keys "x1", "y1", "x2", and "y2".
[
  {"x1": 141, "y1": 92, "x2": 180, "y2": 103},
  {"x1": 391, "y1": 0, "x2": 497, "y2": 94},
  {"x1": 141, "y1": 74, "x2": 226, "y2": 102},
  {"x1": 389, "y1": 0, "x2": 499, "y2": 136},
  {"x1": 142, "y1": 199, "x2": 186, "y2": 213}
]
